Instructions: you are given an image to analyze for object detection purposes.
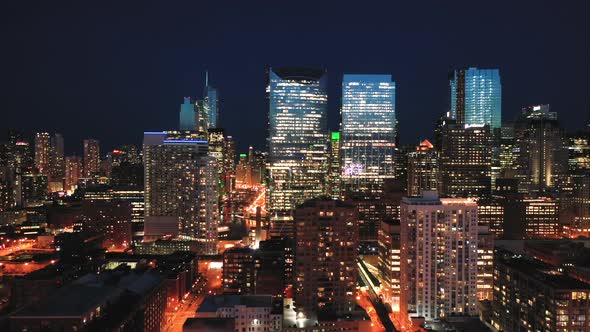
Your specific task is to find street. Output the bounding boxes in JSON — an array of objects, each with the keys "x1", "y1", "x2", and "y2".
[{"x1": 162, "y1": 260, "x2": 223, "y2": 332}]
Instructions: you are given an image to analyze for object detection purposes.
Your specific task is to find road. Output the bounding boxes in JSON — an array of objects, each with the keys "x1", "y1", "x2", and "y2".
[{"x1": 163, "y1": 260, "x2": 223, "y2": 332}]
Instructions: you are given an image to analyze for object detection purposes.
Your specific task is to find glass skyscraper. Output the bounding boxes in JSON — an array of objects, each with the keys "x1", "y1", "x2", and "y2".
[
  {"x1": 341, "y1": 74, "x2": 396, "y2": 192},
  {"x1": 179, "y1": 96, "x2": 196, "y2": 131},
  {"x1": 204, "y1": 71, "x2": 219, "y2": 129},
  {"x1": 266, "y1": 67, "x2": 328, "y2": 224},
  {"x1": 449, "y1": 67, "x2": 501, "y2": 129}
]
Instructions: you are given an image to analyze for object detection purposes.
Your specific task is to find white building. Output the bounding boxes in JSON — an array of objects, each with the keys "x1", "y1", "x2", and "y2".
[
  {"x1": 194, "y1": 295, "x2": 282, "y2": 332},
  {"x1": 400, "y1": 191, "x2": 478, "y2": 321}
]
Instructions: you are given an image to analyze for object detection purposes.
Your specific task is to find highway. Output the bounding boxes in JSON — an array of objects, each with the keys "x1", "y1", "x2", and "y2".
[{"x1": 358, "y1": 259, "x2": 398, "y2": 332}]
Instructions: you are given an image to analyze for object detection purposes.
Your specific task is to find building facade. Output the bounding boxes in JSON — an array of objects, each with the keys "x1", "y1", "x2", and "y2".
[
  {"x1": 400, "y1": 191, "x2": 478, "y2": 321},
  {"x1": 341, "y1": 74, "x2": 396, "y2": 193},
  {"x1": 294, "y1": 198, "x2": 358, "y2": 316},
  {"x1": 143, "y1": 131, "x2": 218, "y2": 254},
  {"x1": 449, "y1": 67, "x2": 501, "y2": 130},
  {"x1": 83, "y1": 139, "x2": 100, "y2": 178},
  {"x1": 267, "y1": 67, "x2": 328, "y2": 229}
]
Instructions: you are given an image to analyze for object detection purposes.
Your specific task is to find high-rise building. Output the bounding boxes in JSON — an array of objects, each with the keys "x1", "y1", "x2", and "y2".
[
  {"x1": 440, "y1": 122, "x2": 493, "y2": 198},
  {"x1": 492, "y1": 249, "x2": 590, "y2": 332},
  {"x1": 143, "y1": 131, "x2": 218, "y2": 254},
  {"x1": 204, "y1": 72, "x2": 219, "y2": 129},
  {"x1": 65, "y1": 156, "x2": 82, "y2": 194},
  {"x1": 449, "y1": 67, "x2": 501, "y2": 130},
  {"x1": 341, "y1": 74, "x2": 396, "y2": 193},
  {"x1": 222, "y1": 247, "x2": 256, "y2": 294},
  {"x1": 514, "y1": 105, "x2": 568, "y2": 193},
  {"x1": 110, "y1": 145, "x2": 143, "y2": 188},
  {"x1": 267, "y1": 67, "x2": 328, "y2": 232},
  {"x1": 34, "y1": 132, "x2": 51, "y2": 174},
  {"x1": 179, "y1": 96, "x2": 197, "y2": 131},
  {"x1": 20, "y1": 168, "x2": 48, "y2": 207},
  {"x1": 293, "y1": 197, "x2": 358, "y2": 316},
  {"x1": 49, "y1": 133, "x2": 64, "y2": 191},
  {"x1": 378, "y1": 219, "x2": 402, "y2": 313},
  {"x1": 83, "y1": 139, "x2": 100, "y2": 178},
  {"x1": 400, "y1": 191, "x2": 478, "y2": 320},
  {"x1": 327, "y1": 131, "x2": 342, "y2": 199},
  {"x1": 407, "y1": 139, "x2": 439, "y2": 196}
]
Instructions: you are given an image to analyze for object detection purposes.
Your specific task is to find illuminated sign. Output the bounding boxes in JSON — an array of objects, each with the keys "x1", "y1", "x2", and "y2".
[
  {"x1": 331, "y1": 132, "x2": 340, "y2": 140},
  {"x1": 344, "y1": 163, "x2": 364, "y2": 176}
]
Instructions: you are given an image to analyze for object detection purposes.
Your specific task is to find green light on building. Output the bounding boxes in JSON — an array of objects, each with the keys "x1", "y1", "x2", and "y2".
[
  {"x1": 240, "y1": 153, "x2": 247, "y2": 158},
  {"x1": 331, "y1": 132, "x2": 340, "y2": 140}
]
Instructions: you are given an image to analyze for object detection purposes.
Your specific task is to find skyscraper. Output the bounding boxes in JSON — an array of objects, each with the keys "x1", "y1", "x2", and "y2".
[
  {"x1": 34, "y1": 132, "x2": 51, "y2": 174},
  {"x1": 341, "y1": 74, "x2": 396, "y2": 193},
  {"x1": 204, "y1": 72, "x2": 219, "y2": 129},
  {"x1": 179, "y1": 96, "x2": 197, "y2": 131},
  {"x1": 65, "y1": 156, "x2": 82, "y2": 194},
  {"x1": 294, "y1": 197, "x2": 358, "y2": 316},
  {"x1": 49, "y1": 133, "x2": 64, "y2": 191},
  {"x1": 327, "y1": 131, "x2": 342, "y2": 199},
  {"x1": 143, "y1": 131, "x2": 218, "y2": 254},
  {"x1": 83, "y1": 139, "x2": 100, "y2": 178},
  {"x1": 514, "y1": 104, "x2": 568, "y2": 192},
  {"x1": 266, "y1": 67, "x2": 328, "y2": 230},
  {"x1": 449, "y1": 67, "x2": 501, "y2": 129},
  {"x1": 440, "y1": 122, "x2": 493, "y2": 198},
  {"x1": 407, "y1": 139, "x2": 439, "y2": 196},
  {"x1": 400, "y1": 191, "x2": 478, "y2": 321}
]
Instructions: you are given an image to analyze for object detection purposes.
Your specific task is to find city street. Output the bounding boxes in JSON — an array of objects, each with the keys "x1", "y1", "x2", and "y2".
[{"x1": 163, "y1": 260, "x2": 223, "y2": 332}]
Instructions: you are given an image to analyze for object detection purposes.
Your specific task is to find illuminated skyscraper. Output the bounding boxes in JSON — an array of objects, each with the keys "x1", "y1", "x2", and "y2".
[
  {"x1": 327, "y1": 131, "x2": 342, "y2": 199},
  {"x1": 204, "y1": 71, "x2": 219, "y2": 129},
  {"x1": 266, "y1": 67, "x2": 328, "y2": 230},
  {"x1": 514, "y1": 104, "x2": 568, "y2": 192},
  {"x1": 440, "y1": 122, "x2": 492, "y2": 198},
  {"x1": 34, "y1": 132, "x2": 51, "y2": 174},
  {"x1": 400, "y1": 191, "x2": 478, "y2": 320},
  {"x1": 179, "y1": 96, "x2": 197, "y2": 131},
  {"x1": 341, "y1": 74, "x2": 396, "y2": 193},
  {"x1": 407, "y1": 139, "x2": 439, "y2": 196},
  {"x1": 83, "y1": 139, "x2": 100, "y2": 178},
  {"x1": 449, "y1": 67, "x2": 501, "y2": 129},
  {"x1": 143, "y1": 131, "x2": 218, "y2": 254},
  {"x1": 65, "y1": 156, "x2": 82, "y2": 194},
  {"x1": 49, "y1": 133, "x2": 64, "y2": 192}
]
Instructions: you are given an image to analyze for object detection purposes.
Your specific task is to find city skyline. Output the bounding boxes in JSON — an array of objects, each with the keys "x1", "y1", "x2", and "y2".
[{"x1": 2, "y1": 2, "x2": 589, "y2": 153}]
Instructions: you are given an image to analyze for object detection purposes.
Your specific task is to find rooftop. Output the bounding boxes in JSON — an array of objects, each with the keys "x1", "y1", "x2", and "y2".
[
  {"x1": 12, "y1": 284, "x2": 122, "y2": 318},
  {"x1": 198, "y1": 295, "x2": 274, "y2": 313},
  {"x1": 183, "y1": 317, "x2": 235, "y2": 331}
]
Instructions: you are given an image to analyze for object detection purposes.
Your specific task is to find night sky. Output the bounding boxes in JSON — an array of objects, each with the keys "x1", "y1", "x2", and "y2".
[{"x1": 2, "y1": 1, "x2": 589, "y2": 154}]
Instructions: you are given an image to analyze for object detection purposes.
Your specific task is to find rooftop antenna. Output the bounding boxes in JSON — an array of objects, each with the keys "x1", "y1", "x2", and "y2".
[{"x1": 205, "y1": 70, "x2": 209, "y2": 87}]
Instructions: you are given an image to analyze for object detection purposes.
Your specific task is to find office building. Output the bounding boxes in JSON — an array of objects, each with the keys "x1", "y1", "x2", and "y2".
[
  {"x1": 327, "y1": 131, "x2": 342, "y2": 199},
  {"x1": 267, "y1": 67, "x2": 328, "y2": 229},
  {"x1": 492, "y1": 249, "x2": 590, "y2": 332},
  {"x1": 449, "y1": 67, "x2": 501, "y2": 129},
  {"x1": 294, "y1": 197, "x2": 358, "y2": 316},
  {"x1": 514, "y1": 105, "x2": 568, "y2": 193},
  {"x1": 179, "y1": 96, "x2": 197, "y2": 131},
  {"x1": 440, "y1": 122, "x2": 492, "y2": 198},
  {"x1": 20, "y1": 168, "x2": 48, "y2": 207},
  {"x1": 400, "y1": 191, "x2": 478, "y2": 320},
  {"x1": 341, "y1": 74, "x2": 396, "y2": 193},
  {"x1": 83, "y1": 139, "x2": 100, "y2": 178},
  {"x1": 143, "y1": 131, "x2": 218, "y2": 255},
  {"x1": 34, "y1": 132, "x2": 51, "y2": 174},
  {"x1": 407, "y1": 139, "x2": 439, "y2": 196},
  {"x1": 204, "y1": 72, "x2": 219, "y2": 129}
]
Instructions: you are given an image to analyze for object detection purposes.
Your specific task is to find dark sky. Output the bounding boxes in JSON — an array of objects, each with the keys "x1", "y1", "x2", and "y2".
[{"x1": 1, "y1": 1, "x2": 589, "y2": 155}]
